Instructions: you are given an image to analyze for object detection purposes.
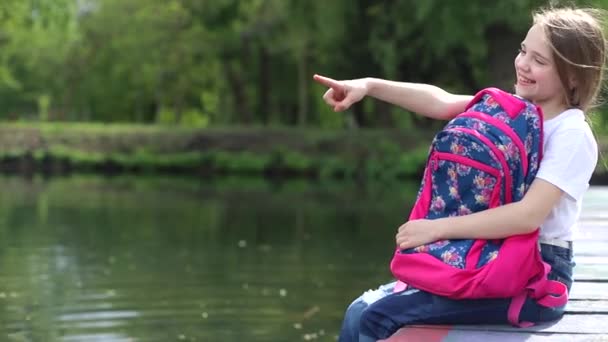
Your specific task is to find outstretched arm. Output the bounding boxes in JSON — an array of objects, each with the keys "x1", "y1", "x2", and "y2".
[
  {"x1": 313, "y1": 74, "x2": 472, "y2": 120},
  {"x1": 365, "y1": 78, "x2": 473, "y2": 120},
  {"x1": 396, "y1": 178, "x2": 564, "y2": 249}
]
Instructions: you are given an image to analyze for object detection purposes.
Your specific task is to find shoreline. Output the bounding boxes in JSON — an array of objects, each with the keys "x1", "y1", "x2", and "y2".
[{"x1": 0, "y1": 122, "x2": 606, "y2": 183}]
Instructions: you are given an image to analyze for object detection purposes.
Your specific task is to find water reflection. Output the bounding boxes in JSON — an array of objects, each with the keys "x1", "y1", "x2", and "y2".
[
  {"x1": 1, "y1": 175, "x2": 603, "y2": 341},
  {"x1": 0, "y1": 175, "x2": 420, "y2": 341}
]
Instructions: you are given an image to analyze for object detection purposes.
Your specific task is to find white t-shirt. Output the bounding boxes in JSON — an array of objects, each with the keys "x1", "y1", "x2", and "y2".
[{"x1": 535, "y1": 108, "x2": 598, "y2": 240}]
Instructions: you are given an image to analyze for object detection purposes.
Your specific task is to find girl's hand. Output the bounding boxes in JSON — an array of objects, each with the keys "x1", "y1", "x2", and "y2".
[
  {"x1": 395, "y1": 219, "x2": 442, "y2": 249},
  {"x1": 313, "y1": 74, "x2": 368, "y2": 112}
]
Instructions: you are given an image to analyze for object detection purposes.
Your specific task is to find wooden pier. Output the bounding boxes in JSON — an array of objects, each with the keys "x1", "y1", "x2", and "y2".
[{"x1": 386, "y1": 187, "x2": 608, "y2": 341}]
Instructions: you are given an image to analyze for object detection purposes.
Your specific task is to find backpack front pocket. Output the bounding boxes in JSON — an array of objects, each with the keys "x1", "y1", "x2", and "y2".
[
  {"x1": 427, "y1": 152, "x2": 501, "y2": 218},
  {"x1": 403, "y1": 151, "x2": 502, "y2": 269}
]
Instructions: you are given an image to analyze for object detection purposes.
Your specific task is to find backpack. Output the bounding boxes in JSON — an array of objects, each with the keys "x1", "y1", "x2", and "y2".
[{"x1": 389, "y1": 88, "x2": 568, "y2": 327}]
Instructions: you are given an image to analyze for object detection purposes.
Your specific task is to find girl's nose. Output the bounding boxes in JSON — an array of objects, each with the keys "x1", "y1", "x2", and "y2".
[{"x1": 515, "y1": 55, "x2": 530, "y2": 72}]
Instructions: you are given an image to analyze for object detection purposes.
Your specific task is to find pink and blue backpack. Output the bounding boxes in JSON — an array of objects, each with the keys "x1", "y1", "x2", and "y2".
[{"x1": 390, "y1": 88, "x2": 568, "y2": 327}]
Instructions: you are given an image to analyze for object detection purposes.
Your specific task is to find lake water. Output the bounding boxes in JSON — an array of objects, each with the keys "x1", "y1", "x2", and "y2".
[{"x1": 0, "y1": 175, "x2": 605, "y2": 341}]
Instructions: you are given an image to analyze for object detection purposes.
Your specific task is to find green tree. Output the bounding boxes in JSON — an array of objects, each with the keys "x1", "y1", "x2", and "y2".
[{"x1": 0, "y1": 0, "x2": 78, "y2": 120}]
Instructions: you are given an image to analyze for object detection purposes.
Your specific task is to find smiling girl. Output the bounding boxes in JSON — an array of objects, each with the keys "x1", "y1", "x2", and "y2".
[{"x1": 314, "y1": 6, "x2": 604, "y2": 342}]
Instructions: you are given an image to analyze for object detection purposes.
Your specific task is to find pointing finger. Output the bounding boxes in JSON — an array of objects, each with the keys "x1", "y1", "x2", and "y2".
[{"x1": 313, "y1": 74, "x2": 344, "y2": 92}]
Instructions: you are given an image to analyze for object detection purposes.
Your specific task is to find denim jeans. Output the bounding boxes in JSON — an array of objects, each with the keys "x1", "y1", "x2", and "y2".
[{"x1": 338, "y1": 244, "x2": 575, "y2": 342}]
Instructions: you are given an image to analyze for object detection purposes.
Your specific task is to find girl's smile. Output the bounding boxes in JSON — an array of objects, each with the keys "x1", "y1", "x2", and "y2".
[{"x1": 516, "y1": 74, "x2": 536, "y2": 86}]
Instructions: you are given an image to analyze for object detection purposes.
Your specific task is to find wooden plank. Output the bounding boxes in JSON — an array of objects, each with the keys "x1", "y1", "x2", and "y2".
[
  {"x1": 577, "y1": 219, "x2": 608, "y2": 226},
  {"x1": 386, "y1": 324, "x2": 608, "y2": 342},
  {"x1": 566, "y1": 300, "x2": 608, "y2": 314},
  {"x1": 580, "y1": 187, "x2": 608, "y2": 202},
  {"x1": 575, "y1": 233, "x2": 608, "y2": 242},
  {"x1": 575, "y1": 234, "x2": 608, "y2": 242},
  {"x1": 447, "y1": 314, "x2": 608, "y2": 334},
  {"x1": 573, "y1": 256, "x2": 608, "y2": 265},
  {"x1": 442, "y1": 331, "x2": 608, "y2": 342},
  {"x1": 570, "y1": 281, "x2": 608, "y2": 300},
  {"x1": 579, "y1": 213, "x2": 608, "y2": 221},
  {"x1": 574, "y1": 241, "x2": 608, "y2": 256},
  {"x1": 572, "y1": 264, "x2": 608, "y2": 280},
  {"x1": 574, "y1": 274, "x2": 608, "y2": 281},
  {"x1": 384, "y1": 326, "x2": 451, "y2": 342},
  {"x1": 388, "y1": 314, "x2": 606, "y2": 337},
  {"x1": 383, "y1": 286, "x2": 608, "y2": 340}
]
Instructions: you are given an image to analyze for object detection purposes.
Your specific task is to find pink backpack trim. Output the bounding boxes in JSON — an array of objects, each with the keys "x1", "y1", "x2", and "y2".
[
  {"x1": 445, "y1": 127, "x2": 513, "y2": 203},
  {"x1": 459, "y1": 112, "x2": 529, "y2": 176},
  {"x1": 508, "y1": 262, "x2": 569, "y2": 327},
  {"x1": 466, "y1": 87, "x2": 526, "y2": 119}
]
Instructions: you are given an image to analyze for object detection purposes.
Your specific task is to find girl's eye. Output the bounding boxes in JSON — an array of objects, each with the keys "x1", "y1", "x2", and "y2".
[
  {"x1": 535, "y1": 58, "x2": 546, "y2": 65},
  {"x1": 518, "y1": 48, "x2": 526, "y2": 55}
]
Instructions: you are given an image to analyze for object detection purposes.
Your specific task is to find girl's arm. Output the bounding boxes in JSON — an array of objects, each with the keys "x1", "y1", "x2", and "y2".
[
  {"x1": 396, "y1": 178, "x2": 564, "y2": 249},
  {"x1": 436, "y1": 179, "x2": 563, "y2": 239},
  {"x1": 365, "y1": 78, "x2": 473, "y2": 120},
  {"x1": 313, "y1": 74, "x2": 472, "y2": 120}
]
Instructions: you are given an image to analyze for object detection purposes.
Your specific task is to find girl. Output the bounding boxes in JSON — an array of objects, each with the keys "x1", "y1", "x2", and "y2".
[{"x1": 314, "y1": 6, "x2": 603, "y2": 342}]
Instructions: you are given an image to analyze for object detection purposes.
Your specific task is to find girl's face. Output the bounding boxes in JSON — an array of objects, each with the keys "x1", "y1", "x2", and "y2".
[{"x1": 514, "y1": 24, "x2": 568, "y2": 116}]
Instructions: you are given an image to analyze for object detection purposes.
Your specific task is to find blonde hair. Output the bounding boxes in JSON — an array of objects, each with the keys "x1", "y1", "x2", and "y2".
[{"x1": 533, "y1": 7, "x2": 607, "y2": 111}]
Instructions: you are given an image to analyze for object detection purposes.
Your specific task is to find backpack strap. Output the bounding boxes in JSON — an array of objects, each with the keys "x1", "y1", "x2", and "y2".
[
  {"x1": 466, "y1": 87, "x2": 526, "y2": 119},
  {"x1": 527, "y1": 262, "x2": 569, "y2": 307},
  {"x1": 507, "y1": 262, "x2": 569, "y2": 327},
  {"x1": 536, "y1": 280, "x2": 569, "y2": 307},
  {"x1": 508, "y1": 292, "x2": 535, "y2": 328}
]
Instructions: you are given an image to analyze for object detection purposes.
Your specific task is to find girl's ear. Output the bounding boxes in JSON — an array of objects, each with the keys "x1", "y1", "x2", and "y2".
[
  {"x1": 569, "y1": 75, "x2": 577, "y2": 89},
  {"x1": 568, "y1": 75, "x2": 580, "y2": 106}
]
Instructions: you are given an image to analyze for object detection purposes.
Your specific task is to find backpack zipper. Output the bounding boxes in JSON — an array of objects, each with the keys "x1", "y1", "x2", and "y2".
[
  {"x1": 456, "y1": 112, "x2": 528, "y2": 177},
  {"x1": 442, "y1": 127, "x2": 513, "y2": 204},
  {"x1": 431, "y1": 151, "x2": 502, "y2": 208}
]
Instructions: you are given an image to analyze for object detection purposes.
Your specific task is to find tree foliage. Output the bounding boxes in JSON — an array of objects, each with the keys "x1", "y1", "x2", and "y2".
[{"x1": 0, "y1": 0, "x2": 605, "y2": 128}]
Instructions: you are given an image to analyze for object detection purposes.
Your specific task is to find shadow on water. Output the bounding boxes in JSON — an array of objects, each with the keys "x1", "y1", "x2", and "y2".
[{"x1": 0, "y1": 175, "x2": 422, "y2": 341}]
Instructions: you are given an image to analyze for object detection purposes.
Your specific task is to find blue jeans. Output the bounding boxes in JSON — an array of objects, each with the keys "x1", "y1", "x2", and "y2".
[{"x1": 338, "y1": 244, "x2": 574, "y2": 342}]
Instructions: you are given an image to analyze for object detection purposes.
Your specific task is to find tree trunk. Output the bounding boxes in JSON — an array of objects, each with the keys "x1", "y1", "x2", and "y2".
[
  {"x1": 258, "y1": 45, "x2": 270, "y2": 124},
  {"x1": 351, "y1": 105, "x2": 366, "y2": 128},
  {"x1": 486, "y1": 24, "x2": 521, "y2": 91},
  {"x1": 297, "y1": 50, "x2": 309, "y2": 127},
  {"x1": 225, "y1": 60, "x2": 252, "y2": 124},
  {"x1": 373, "y1": 101, "x2": 395, "y2": 128}
]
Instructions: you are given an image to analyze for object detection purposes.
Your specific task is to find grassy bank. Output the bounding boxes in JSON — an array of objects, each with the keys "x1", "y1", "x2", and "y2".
[
  {"x1": 0, "y1": 122, "x2": 434, "y2": 180},
  {"x1": 1, "y1": 122, "x2": 606, "y2": 183}
]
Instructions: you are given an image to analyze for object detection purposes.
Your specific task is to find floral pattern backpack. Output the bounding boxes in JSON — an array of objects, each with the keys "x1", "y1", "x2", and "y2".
[{"x1": 390, "y1": 88, "x2": 568, "y2": 327}]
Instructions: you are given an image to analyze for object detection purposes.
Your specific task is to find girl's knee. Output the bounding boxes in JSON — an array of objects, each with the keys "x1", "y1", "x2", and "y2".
[
  {"x1": 344, "y1": 299, "x2": 367, "y2": 325},
  {"x1": 339, "y1": 300, "x2": 368, "y2": 342},
  {"x1": 339, "y1": 283, "x2": 397, "y2": 341},
  {"x1": 359, "y1": 305, "x2": 399, "y2": 340}
]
